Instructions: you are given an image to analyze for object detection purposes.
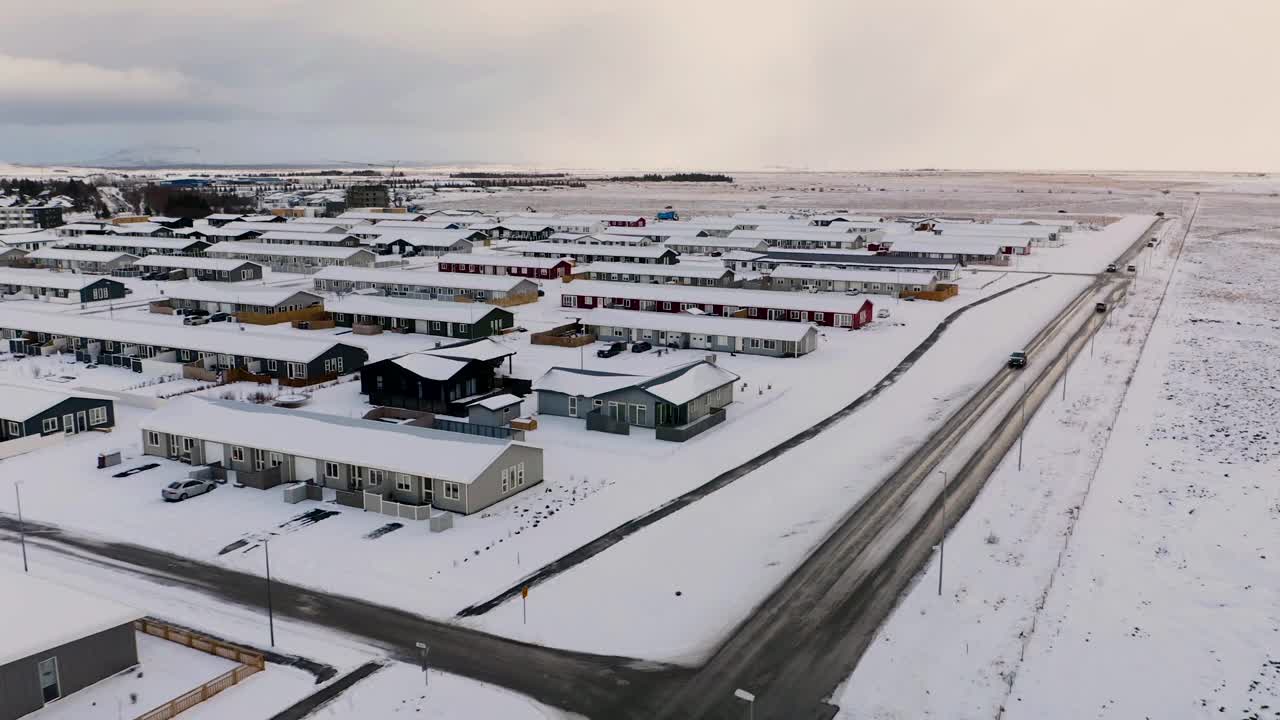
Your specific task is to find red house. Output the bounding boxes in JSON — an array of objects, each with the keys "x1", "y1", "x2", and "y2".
[
  {"x1": 437, "y1": 253, "x2": 572, "y2": 280},
  {"x1": 559, "y1": 280, "x2": 875, "y2": 329}
]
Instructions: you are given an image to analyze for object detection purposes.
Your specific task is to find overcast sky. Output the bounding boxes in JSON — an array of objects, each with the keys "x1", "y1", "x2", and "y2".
[{"x1": 0, "y1": 0, "x2": 1276, "y2": 171}]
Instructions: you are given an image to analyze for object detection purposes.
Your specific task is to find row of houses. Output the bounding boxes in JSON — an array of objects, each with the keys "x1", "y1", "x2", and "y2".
[
  {"x1": 0, "y1": 267, "x2": 129, "y2": 304},
  {"x1": 0, "y1": 308, "x2": 367, "y2": 384},
  {"x1": 312, "y1": 266, "x2": 540, "y2": 304}
]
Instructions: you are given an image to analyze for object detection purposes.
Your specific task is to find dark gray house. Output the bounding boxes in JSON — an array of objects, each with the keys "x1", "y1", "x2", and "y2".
[
  {"x1": 0, "y1": 570, "x2": 142, "y2": 720},
  {"x1": 139, "y1": 397, "x2": 545, "y2": 515},
  {"x1": 0, "y1": 268, "x2": 128, "y2": 304},
  {"x1": 325, "y1": 295, "x2": 514, "y2": 339},
  {"x1": 133, "y1": 256, "x2": 264, "y2": 282},
  {"x1": 468, "y1": 393, "x2": 524, "y2": 426},
  {"x1": 533, "y1": 360, "x2": 738, "y2": 441},
  {"x1": 0, "y1": 386, "x2": 115, "y2": 442}
]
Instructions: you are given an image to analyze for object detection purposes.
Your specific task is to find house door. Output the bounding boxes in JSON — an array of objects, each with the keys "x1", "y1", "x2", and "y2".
[
  {"x1": 37, "y1": 657, "x2": 60, "y2": 703},
  {"x1": 691, "y1": 334, "x2": 711, "y2": 349},
  {"x1": 76, "y1": 411, "x2": 87, "y2": 432},
  {"x1": 62, "y1": 413, "x2": 75, "y2": 435},
  {"x1": 168, "y1": 434, "x2": 182, "y2": 460}
]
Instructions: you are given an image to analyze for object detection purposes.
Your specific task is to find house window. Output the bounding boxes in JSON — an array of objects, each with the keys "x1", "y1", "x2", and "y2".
[
  {"x1": 763, "y1": 339, "x2": 777, "y2": 350},
  {"x1": 814, "y1": 313, "x2": 824, "y2": 322},
  {"x1": 88, "y1": 407, "x2": 108, "y2": 426},
  {"x1": 749, "y1": 308, "x2": 758, "y2": 317},
  {"x1": 630, "y1": 404, "x2": 647, "y2": 426},
  {"x1": 790, "y1": 310, "x2": 800, "y2": 319},
  {"x1": 431, "y1": 321, "x2": 442, "y2": 331},
  {"x1": 567, "y1": 396, "x2": 578, "y2": 417},
  {"x1": 286, "y1": 362, "x2": 306, "y2": 379},
  {"x1": 836, "y1": 313, "x2": 853, "y2": 326},
  {"x1": 749, "y1": 338, "x2": 761, "y2": 349},
  {"x1": 396, "y1": 473, "x2": 413, "y2": 491},
  {"x1": 516, "y1": 462, "x2": 526, "y2": 487},
  {"x1": 442, "y1": 481, "x2": 461, "y2": 501},
  {"x1": 368, "y1": 469, "x2": 384, "y2": 487},
  {"x1": 181, "y1": 437, "x2": 194, "y2": 452},
  {"x1": 422, "y1": 481, "x2": 433, "y2": 503},
  {"x1": 663, "y1": 302, "x2": 672, "y2": 310},
  {"x1": 41, "y1": 417, "x2": 58, "y2": 434},
  {"x1": 7, "y1": 421, "x2": 21, "y2": 437},
  {"x1": 267, "y1": 359, "x2": 277, "y2": 371},
  {"x1": 148, "y1": 431, "x2": 160, "y2": 446},
  {"x1": 232, "y1": 446, "x2": 245, "y2": 462},
  {"x1": 592, "y1": 399, "x2": 603, "y2": 409},
  {"x1": 501, "y1": 468, "x2": 510, "y2": 493},
  {"x1": 324, "y1": 461, "x2": 340, "y2": 479},
  {"x1": 269, "y1": 452, "x2": 283, "y2": 467}
]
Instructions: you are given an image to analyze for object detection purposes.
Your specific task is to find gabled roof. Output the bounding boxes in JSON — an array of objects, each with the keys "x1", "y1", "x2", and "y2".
[
  {"x1": 0, "y1": 384, "x2": 112, "y2": 422},
  {"x1": 471, "y1": 393, "x2": 522, "y2": 411},
  {"x1": 579, "y1": 308, "x2": 816, "y2": 343},
  {"x1": 206, "y1": 242, "x2": 373, "y2": 260},
  {"x1": 0, "y1": 267, "x2": 114, "y2": 290},
  {"x1": 579, "y1": 261, "x2": 731, "y2": 279},
  {"x1": 134, "y1": 255, "x2": 261, "y2": 272},
  {"x1": 0, "y1": 568, "x2": 142, "y2": 667},
  {"x1": 28, "y1": 248, "x2": 138, "y2": 262},
  {"x1": 438, "y1": 253, "x2": 570, "y2": 269},
  {"x1": 533, "y1": 361, "x2": 738, "y2": 406},
  {"x1": 226, "y1": 221, "x2": 343, "y2": 234},
  {"x1": 324, "y1": 294, "x2": 508, "y2": 323},
  {"x1": 423, "y1": 337, "x2": 518, "y2": 363},
  {"x1": 390, "y1": 353, "x2": 473, "y2": 381},
  {"x1": 313, "y1": 266, "x2": 527, "y2": 292},
  {"x1": 516, "y1": 242, "x2": 676, "y2": 259},
  {"x1": 257, "y1": 231, "x2": 358, "y2": 244},
  {"x1": 159, "y1": 282, "x2": 321, "y2": 307}
]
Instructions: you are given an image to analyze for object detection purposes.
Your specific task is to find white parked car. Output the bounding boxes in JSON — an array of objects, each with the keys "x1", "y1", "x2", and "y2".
[
  {"x1": 162, "y1": 478, "x2": 217, "y2": 502},
  {"x1": 876, "y1": 308, "x2": 891, "y2": 319}
]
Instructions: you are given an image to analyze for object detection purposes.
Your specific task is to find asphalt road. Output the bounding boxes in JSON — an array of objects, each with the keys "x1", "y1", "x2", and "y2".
[{"x1": 0, "y1": 213, "x2": 1177, "y2": 719}]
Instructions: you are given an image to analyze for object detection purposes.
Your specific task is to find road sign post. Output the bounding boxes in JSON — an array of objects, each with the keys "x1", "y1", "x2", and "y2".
[
  {"x1": 521, "y1": 585, "x2": 529, "y2": 625},
  {"x1": 734, "y1": 689, "x2": 756, "y2": 720},
  {"x1": 415, "y1": 641, "x2": 429, "y2": 688}
]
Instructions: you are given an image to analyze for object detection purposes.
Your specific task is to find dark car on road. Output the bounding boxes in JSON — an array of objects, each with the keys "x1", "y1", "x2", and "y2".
[
  {"x1": 596, "y1": 342, "x2": 626, "y2": 358},
  {"x1": 1008, "y1": 350, "x2": 1028, "y2": 368},
  {"x1": 1095, "y1": 302, "x2": 1108, "y2": 313}
]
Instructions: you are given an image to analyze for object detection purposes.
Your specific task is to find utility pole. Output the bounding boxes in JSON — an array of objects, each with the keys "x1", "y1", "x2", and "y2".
[
  {"x1": 938, "y1": 470, "x2": 947, "y2": 596},
  {"x1": 15, "y1": 483, "x2": 28, "y2": 573},
  {"x1": 1062, "y1": 360, "x2": 1067, "y2": 402},
  {"x1": 264, "y1": 538, "x2": 275, "y2": 647}
]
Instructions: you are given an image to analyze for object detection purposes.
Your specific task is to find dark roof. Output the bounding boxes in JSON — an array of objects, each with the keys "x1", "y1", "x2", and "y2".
[{"x1": 763, "y1": 250, "x2": 958, "y2": 267}]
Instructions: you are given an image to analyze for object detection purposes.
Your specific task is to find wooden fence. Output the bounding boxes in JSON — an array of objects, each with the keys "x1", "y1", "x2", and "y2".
[
  {"x1": 530, "y1": 321, "x2": 595, "y2": 348},
  {"x1": 235, "y1": 305, "x2": 329, "y2": 326},
  {"x1": 901, "y1": 283, "x2": 959, "y2": 302},
  {"x1": 133, "y1": 618, "x2": 265, "y2": 720}
]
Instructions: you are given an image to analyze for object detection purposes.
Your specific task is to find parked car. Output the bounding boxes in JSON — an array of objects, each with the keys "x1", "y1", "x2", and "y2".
[
  {"x1": 596, "y1": 342, "x2": 626, "y2": 358},
  {"x1": 183, "y1": 316, "x2": 209, "y2": 326},
  {"x1": 1095, "y1": 302, "x2": 1108, "y2": 313},
  {"x1": 208, "y1": 312, "x2": 232, "y2": 323},
  {"x1": 162, "y1": 478, "x2": 216, "y2": 502},
  {"x1": 1147, "y1": 240, "x2": 1156, "y2": 247},
  {"x1": 1106, "y1": 263, "x2": 1118, "y2": 272},
  {"x1": 876, "y1": 308, "x2": 890, "y2": 319},
  {"x1": 1008, "y1": 350, "x2": 1028, "y2": 368},
  {"x1": 903, "y1": 295, "x2": 916, "y2": 302},
  {"x1": 1127, "y1": 264, "x2": 1137, "y2": 272},
  {"x1": 631, "y1": 341, "x2": 652, "y2": 353}
]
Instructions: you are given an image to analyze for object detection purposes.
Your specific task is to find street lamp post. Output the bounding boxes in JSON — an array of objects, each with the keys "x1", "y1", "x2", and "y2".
[
  {"x1": 264, "y1": 538, "x2": 275, "y2": 647},
  {"x1": 15, "y1": 482, "x2": 28, "y2": 573},
  {"x1": 938, "y1": 470, "x2": 947, "y2": 596},
  {"x1": 415, "y1": 641, "x2": 429, "y2": 688}
]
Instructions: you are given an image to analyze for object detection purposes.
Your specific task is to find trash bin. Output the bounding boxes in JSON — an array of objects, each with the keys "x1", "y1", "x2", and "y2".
[{"x1": 97, "y1": 451, "x2": 122, "y2": 469}]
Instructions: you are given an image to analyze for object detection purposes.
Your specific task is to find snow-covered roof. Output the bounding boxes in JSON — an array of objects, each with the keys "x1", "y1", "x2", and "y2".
[
  {"x1": 257, "y1": 231, "x2": 358, "y2": 245},
  {"x1": 564, "y1": 280, "x2": 873, "y2": 313},
  {"x1": 391, "y1": 353, "x2": 471, "y2": 380},
  {"x1": 160, "y1": 282, "x2": 320, "y2": 307},
  {"x1": 134, "y1": 255, "x2": 261, "y2": 271},
  {"x1": 533, "y1": 368, "x2": 645, "y2": 398},
  {"x1": 579, "y1": 308, "x2": 816, "y2": 342},
  {"x1": 600, "y1": 226, "x2": 705, "y2": 238},
  {"x1": 205, "y1": 213, "x2": 246, "y2": 221},
  {"x1": 225, "y1": 221, "x2": 342, "y2": 234},
  {"x1": 0, "y1": 227, "x2": 45, "y2": 236},
  {"x1": 579, "y1": 262, "x2": 731, "y2": 279},
  {"x1": 324, "y1": 294, "x2": 506, "y2": 323},
  {"x1": 762, "y1": 249, "x2": 959, "y2": 268},
  {"x1": 206, "y1": 242, "x2": 373, "y2": 260},
  {"x1": 140, "y1": 397, "x2": 526, "y2": 484},
  {"x1": 28, "y1": 248, "x2": 138, "y2": 262},
  {"x1": 767, "y1": 265, "x2": 940, "y2": 284},
  {"x1": 313, "y1": 266, "x2": 527, "y2": 292},
  {"x1": 351, "y1": 228, "x2": 478, "y2": 248},
  {"x1": 438, "y1": 253, "x2": 569, "y2": 269},
  {"x1": 60, "y1": 237, "x2": 205, "y2": 251},
  {"x1": 730, "y1": 228, "x2": 864, "y2": 242},
  {"x1": 423, "y1": 337, "x2": 517, "y2": 363},
  {"x1": 53, "y1": 222, "x2": 111, "y2": 232},
  {"x1": 470, "y1": 393, "x2": 522, "y2": 411},
  {"x1": 664, "y1": 236, "x2": 771, "y2": 250},
  {"x1": 642, "y1": 362, "x2": 738, "y2": 405},
  {"x1": 884, "y1": 236, "x2": 1005, "y2": 255},
  {"x1": 197, "y1": 227, "x2": 259, "y2": 238},
  {"x1": 0, "y1": 568, "x2": 143, "y2": 666},
  {"x1": 516, "y1": 242, "x2": 675, "y2": 259},
  {"x1": 0, "y1": 267, "x2": 113, "y2": 290},
  {"x1": 338, "y1": 211, "x2": 427, "y2": 221},
  {"x1": 106, "y1": 222, "x2": 164, "y2": 235},
  {"x1": 0, "y1": 384, "x2": 111, "y2": 422},
  {"x1": 936, "y1": 224, "x2": 1054, "y2": 239},
  {"x1": 0, "y1": 308, "x2": 359, "y2": 362},
  {"x1": 547, "y1": 232, "x2": 594, "y2": 242}
]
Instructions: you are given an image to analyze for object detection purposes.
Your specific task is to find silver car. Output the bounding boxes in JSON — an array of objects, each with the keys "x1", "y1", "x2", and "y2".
[{"x1": 162, "y1": 478, "x2": 216, "y2": 502}]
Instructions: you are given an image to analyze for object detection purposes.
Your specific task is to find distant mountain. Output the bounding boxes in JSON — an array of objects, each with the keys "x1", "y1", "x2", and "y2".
[{"x1": 86, "y1": 145, "x2": 205, "y2": 169}]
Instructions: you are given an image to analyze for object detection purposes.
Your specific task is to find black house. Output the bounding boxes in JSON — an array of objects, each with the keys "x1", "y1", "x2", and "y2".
[
  {"x1": 0, "y1": 387, "x2": 115, "y2": 441},
  {"x1": 361, "y1": 352, "x2": 503, "y2": 416}
]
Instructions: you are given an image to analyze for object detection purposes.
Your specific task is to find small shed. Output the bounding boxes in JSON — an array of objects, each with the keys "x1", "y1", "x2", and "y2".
[{"x1": 467, "y1": 394, "x2": 523, "y2": 426}]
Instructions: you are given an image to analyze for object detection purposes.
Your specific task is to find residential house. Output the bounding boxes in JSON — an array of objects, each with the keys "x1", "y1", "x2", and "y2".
[
  {"x1": 0, "y1": 386, "x2": 115, "y2": 442},
  {"x1": 579, "y1": 308, "x2": 819, "y2": 357},
  {"x1": 205, "y1": 242, "x2": 377, "y2": 271},
  {"x1": 133, "y1": 256, "x2": 264, "y2": 282},
  {"x1": 158, "y1": 283, "x2": 322, "y2": 320},
  {"x1": 0, "y1": 570, "x2": 141, "y2": 720},
  {"x1": 663, "y1": 235, "x2": 770, "y2": 255},
  {"x1": 345, "y1": 227, "x2": 481, "y2": 256},
  {"x1": 255, "y1": 231, "x2": 361, "y2": 248},
  {"x1": 765, "y1": 265, "x2": 941, "y2": 296},
  {"x1": 560, "y1": 280, "x2": 876, "y2": 328},
  {"x1": 468, "y1": 394, "x2": 523, "y2": 426},
  {"x1": 325, "y1": 295, "x2": 514, "y2": 338},
  {"x1": 0, "y1": 228, "x2": 62, "y2": 251},
  {"x1": 139, "y1": 397, "x2": 543, "y2": 514},
  {"x1": 533, "y1": 360, "x2": 739, "y2": 441},
  {"x1": 574, "y1": 261, "x2": 735, "y2": 287},
  {"x1": 0, "y1": 308, "x2": 368, "y2": 384},
  {"x1": 312, "y1": 266, "x2": 538, "y2": 305},
  {"x1": 0, "y1": 205, "x2": 63, "y2": 230},
  {"x1": 26, "y1": 248, "x2": 139, "y2": 274},
  {"x1": 361, "y1": 353, "x2": 505, "y2": 415},
  {"x1": 437, "y1": 253, "x2": 573, "y2": 279},
  {"x1": 513, "y1": 242, "x2": 679, "y2": 265},
  {"x1": 0, "y1": 268, "x2": 128, "y2": 303},
  {"x1": 470, "y1": 222, "x2": 555, "y2": 242},
  {"x1": 58, "y1": 236, "x2": 211, "y2": 257}
]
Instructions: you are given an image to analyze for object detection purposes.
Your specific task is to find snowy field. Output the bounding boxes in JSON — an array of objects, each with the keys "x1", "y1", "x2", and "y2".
[{"x1": 835, "y1": 192, "x2": 1280, "y2": 718}]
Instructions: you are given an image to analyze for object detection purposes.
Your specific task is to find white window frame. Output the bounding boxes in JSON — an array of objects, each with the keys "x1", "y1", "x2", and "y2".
[
  {"x1": 41, "y1": 417, "x2": 58, "y2": 434},
  {"x1": 442, "y1": 481, "x2": 461, "y2": 501},
  {"x1": 396, "y1": 473, "x2": 413, "y2": 491},
  {"x1": 567, "y1": 395, "x2": 578, "y2": 417},
  {"x1": 266, "y1": 359, "x2": 278, "y2": 371},
  {"x1": 324, "y1": 461, "x2": 340, "y2": 479},
  {"x1": 88, "y1": 407, "x2": 107, "y2": 426},
  {"x1": 501, "y1": 468, "x2": 510, "y2": 493},
  {"x1": 516, "y1": 462, "x2": 526, "y2": 487},
  {"x1": 232, "y1": 446, "x2": 245, "y2": 462},
  {"x1": 6, "y1": 420, "x2": 20, "y2": 437},
  {"x1": 148, "y1": 430, "x2": 160, "y2": 447}
]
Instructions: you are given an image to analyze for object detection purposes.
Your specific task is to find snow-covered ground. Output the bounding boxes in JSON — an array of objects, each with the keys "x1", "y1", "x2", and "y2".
[{"x1": 834, "y1": 195, "x2": 1280, "y2": 718}]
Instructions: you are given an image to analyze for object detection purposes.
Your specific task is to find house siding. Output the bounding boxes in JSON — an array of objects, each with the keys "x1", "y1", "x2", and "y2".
[
  {"x1": 0, "y1": 622, "x2": 138, "y2": 720},
  {"x1": 464, "y1": 445, "x2": 544, "y2": 513}
]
